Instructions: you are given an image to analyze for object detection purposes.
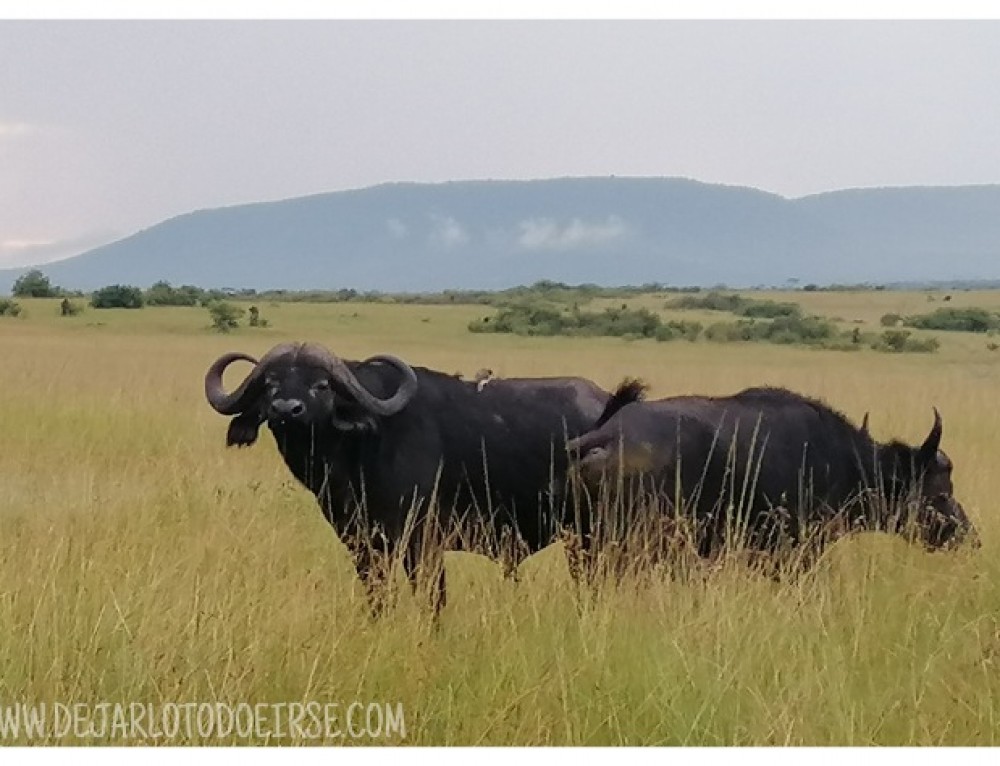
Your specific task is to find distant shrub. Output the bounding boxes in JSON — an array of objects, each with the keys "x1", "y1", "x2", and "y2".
[
  {"x1": 880, "y1": 312, "x2": 903, "y2": 327},
  {"x1": 704, "y1": 321, "x2": 756, "y2": 343},
  {"x1": 903, "y1": 307, "x2": 1000, "y2": 333},
  {"x1": 91, "y1": 285, "x2": 145, "y2": 309},
  {"x1": 654, "y1": 320, "x2": 703, "y2": 342},
  {"x1": 59, "y1": 298, "x2": 83, "y2": 317},
  {"x1": 469, "y1": 302, "x2": 680, "y2": 340},
  {"x1": 144, "y1": 280, "x2": 205, "y2": 306},
  {"x1": 739, "y1": 301, "x2": 801, "y2": 319},
  {"x1": 666, "y1": 291, "x2": 801, "y2": 319},
  {"x1": 207, "y1": 301, "x2": 245, "y2": 333},
  {"x1": 872, "y1": 329, "x2": 939, "y2": 353},
  {"x1": 247, "y1": 305, "x2": 270, "y2": 328},
  {"x1": 0, "y1": 298, "x2": 23, "y2": 317},
  {"x1": 704, "y1": 315, "x2": 836, "y2": 345},
  {"x1": 668, "y1": 291, "x2": 746, "y2": 313}
]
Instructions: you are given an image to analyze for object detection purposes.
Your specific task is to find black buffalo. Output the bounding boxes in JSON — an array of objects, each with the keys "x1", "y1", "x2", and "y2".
[
  {"x1": 567, "y1": 385, "x2": 975, "y2": 572},
  {"x1": 205, "y1": 342, "x2": 636, "y2": 613}
]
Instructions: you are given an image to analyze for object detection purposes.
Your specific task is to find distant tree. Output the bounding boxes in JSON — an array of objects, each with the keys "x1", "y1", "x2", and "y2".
[
  {"x1": 208, "y1": 301, "x2": 244, "y2": 333},
  {"x1": 91, "y1": 285, "x2": 145, "y2": 309},
  {"x1": 12, "y1": 269, "x2": 59, "y2": 298}
]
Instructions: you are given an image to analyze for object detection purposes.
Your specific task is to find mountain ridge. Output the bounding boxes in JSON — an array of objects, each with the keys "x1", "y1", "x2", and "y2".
[{"x1": 3, "y1": 176, "x2": 998, "y2": 293}]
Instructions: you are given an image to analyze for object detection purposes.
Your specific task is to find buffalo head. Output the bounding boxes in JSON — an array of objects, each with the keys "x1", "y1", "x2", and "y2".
[
  {"x1": 880, "y1": 408, "x2": 976, "y2": 550},
  {"x1": 204, "y1": 342, "x2": 419, "y2": 446}
]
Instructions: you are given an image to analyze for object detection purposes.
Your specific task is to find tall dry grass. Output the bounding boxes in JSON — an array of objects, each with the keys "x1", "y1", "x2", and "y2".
[{"x1": 1, "y1": 295, "x2": 999, "y2": 744}]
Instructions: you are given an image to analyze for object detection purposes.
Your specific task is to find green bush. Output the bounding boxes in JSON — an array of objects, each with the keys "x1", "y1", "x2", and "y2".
[
  {"x1": 739, "y1": 301, "x2": 801, "y2": 319},
  {"x1": 654, "y1": 320, "x2": 703, "y2": 342},
  {"x1": 59, "y1": 298, "x2": 83, "y2": 317},
  {"x1": 668, "y1": 291, "x2": 747, "y2": 313},
  {"x1": 207, "y1": 301, "x2": 245, "y2": 333},
  {"x1": 872, "y1": 329, "x2": 940, "y2": 353},
  {"x1": 666, "y1": 291, "x2": 801, "y2": 319},
  {"x1": 144, "y1": 281, "x2": 205, "y2": 306},
  {"x1": 246, "y1": 306, "x2": 270, "y2": 328},
  {"x1": 880, "y1": 312, "x2": 903, "y2": 327},
  {"x1": 704, "y1": 315, "x2": 835, "y2": 345},
  {"x1": 91, "y1": 285, "x2": 145, "y2": 309},
  {"x1": 903, "y1": 307, "x2": 1000, "y2": 333},
  {"x1": 0, "y1": 298, "x2": 23, "y2": 317},
  {"x1": 469, "y1": 303, "x2": 674, "y2": 340}
]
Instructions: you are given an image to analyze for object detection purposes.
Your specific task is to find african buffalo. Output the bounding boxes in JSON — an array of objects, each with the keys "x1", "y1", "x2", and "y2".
[
  {"x1": 205, "y1": 342, "x2": 637, "y2": 614},
  {"x1": 567, "y1": 385, "x2": 975, "y2": 573}
]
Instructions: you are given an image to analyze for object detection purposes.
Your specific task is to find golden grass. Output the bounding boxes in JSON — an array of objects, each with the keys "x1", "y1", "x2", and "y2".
[{"x1": 1, "y1": 292, "x2": 999, "y2": 745}]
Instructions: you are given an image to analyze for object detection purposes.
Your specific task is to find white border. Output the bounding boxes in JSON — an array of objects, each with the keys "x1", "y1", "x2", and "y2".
[{"x1": 1, "y1": 2, "x2": 1000, "y2": 21}]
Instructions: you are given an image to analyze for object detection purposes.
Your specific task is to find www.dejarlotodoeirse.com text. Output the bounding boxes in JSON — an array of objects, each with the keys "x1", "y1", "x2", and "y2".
[{"x1": 0, "y1": 700, "x2": 406, "y2": 742}]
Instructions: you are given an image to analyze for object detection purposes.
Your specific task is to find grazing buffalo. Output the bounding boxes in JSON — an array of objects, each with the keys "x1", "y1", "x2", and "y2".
[
  {"x1": 567, "y1": 385, "x2": 975, "y2": 572},
  {"x1": 205, "y1": 342, "x2": 637, "y2": 614}
]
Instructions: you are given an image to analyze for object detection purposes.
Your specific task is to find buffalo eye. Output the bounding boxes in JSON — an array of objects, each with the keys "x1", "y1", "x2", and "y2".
[{"x1": 312, "y1": 379, "x2": 331, "y2": 392}]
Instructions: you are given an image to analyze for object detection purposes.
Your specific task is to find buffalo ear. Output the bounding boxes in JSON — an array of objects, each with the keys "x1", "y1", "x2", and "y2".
[{"x1": 227, "y1": 410, "x2": 264, "y2": 447}]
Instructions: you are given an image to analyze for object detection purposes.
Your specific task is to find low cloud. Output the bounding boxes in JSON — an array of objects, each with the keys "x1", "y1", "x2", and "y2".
[
  {"x1": 517, "y1": 215, "x2": 629, "y2": 251},
  {"x1": 428, "y1": 216, "x2": 468, "y2": 248},
  {"x1": 386, "y1": 218, "x2": 408, "y2": 239},
  {"x1": 0, "y1": 231, "x2": 120, "y2": 268}
]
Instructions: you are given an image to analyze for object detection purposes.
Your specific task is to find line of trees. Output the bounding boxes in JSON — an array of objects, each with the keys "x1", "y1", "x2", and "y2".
[{"x1": 469, "y1": 301, "x2": 940, "y2": 353}]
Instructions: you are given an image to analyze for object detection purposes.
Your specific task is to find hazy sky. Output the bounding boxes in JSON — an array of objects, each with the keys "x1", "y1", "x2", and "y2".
[{"x1": 2, "y1": 20, "x2": 1000, "y2": 267}]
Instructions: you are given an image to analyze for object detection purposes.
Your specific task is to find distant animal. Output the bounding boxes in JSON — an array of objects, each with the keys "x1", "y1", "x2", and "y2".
[
  {"x1": 567, "y1": 385, "x2": 975, "y2": 576},
  {"x1": 205, "y1": 343, "x2": 638, "y2": 615}
]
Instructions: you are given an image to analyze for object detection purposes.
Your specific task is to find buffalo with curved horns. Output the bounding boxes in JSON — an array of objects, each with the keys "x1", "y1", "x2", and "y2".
[
  {"x1": 205, "y1": 342, "x2": 638, "y2": 614},
  {"x1": 567, "y1": 385, "x2": 976, "y2": 575}
]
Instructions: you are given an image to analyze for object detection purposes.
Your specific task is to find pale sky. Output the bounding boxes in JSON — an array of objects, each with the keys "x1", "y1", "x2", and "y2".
[{"x1": 2, "y1": 19, "x2": 1000, "y2": 267}]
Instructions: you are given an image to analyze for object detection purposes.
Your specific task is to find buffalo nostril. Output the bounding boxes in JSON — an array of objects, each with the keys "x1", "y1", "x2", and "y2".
[{"x1": 270, "y1": 399, "x2": 306, "y2": 419}]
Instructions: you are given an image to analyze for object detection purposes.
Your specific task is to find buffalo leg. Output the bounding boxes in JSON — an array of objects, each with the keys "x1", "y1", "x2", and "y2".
[
  {"x1": 403, "y1": 537, "x2": 447, "y2": 618},
  {"x1": 346, "y1": 532, "x2": 395, "y2": 618}
]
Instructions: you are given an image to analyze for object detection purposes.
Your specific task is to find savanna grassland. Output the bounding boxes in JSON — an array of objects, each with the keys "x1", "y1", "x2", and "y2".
[{"x1": 2, "y1": 289, "x2": 1000, "y2": 745}]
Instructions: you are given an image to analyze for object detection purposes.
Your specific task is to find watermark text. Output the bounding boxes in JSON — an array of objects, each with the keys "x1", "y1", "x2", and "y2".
[{"x1": 0, "y1": 701, "x2": 405, "y2": 742}]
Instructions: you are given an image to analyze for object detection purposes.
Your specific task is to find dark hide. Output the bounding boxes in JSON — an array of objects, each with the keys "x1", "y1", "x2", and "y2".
[
  {"x1": 568, "y1": 385, "x2": 974, "y2": 570},
  {"x1": 206, "y1": 344, "x2": 641, "y2": 614}
]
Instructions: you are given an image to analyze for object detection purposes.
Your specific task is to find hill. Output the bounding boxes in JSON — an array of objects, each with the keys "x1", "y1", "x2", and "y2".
[{"x1": 3, "y1": 177, "x2": 999, "y2": 292}]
